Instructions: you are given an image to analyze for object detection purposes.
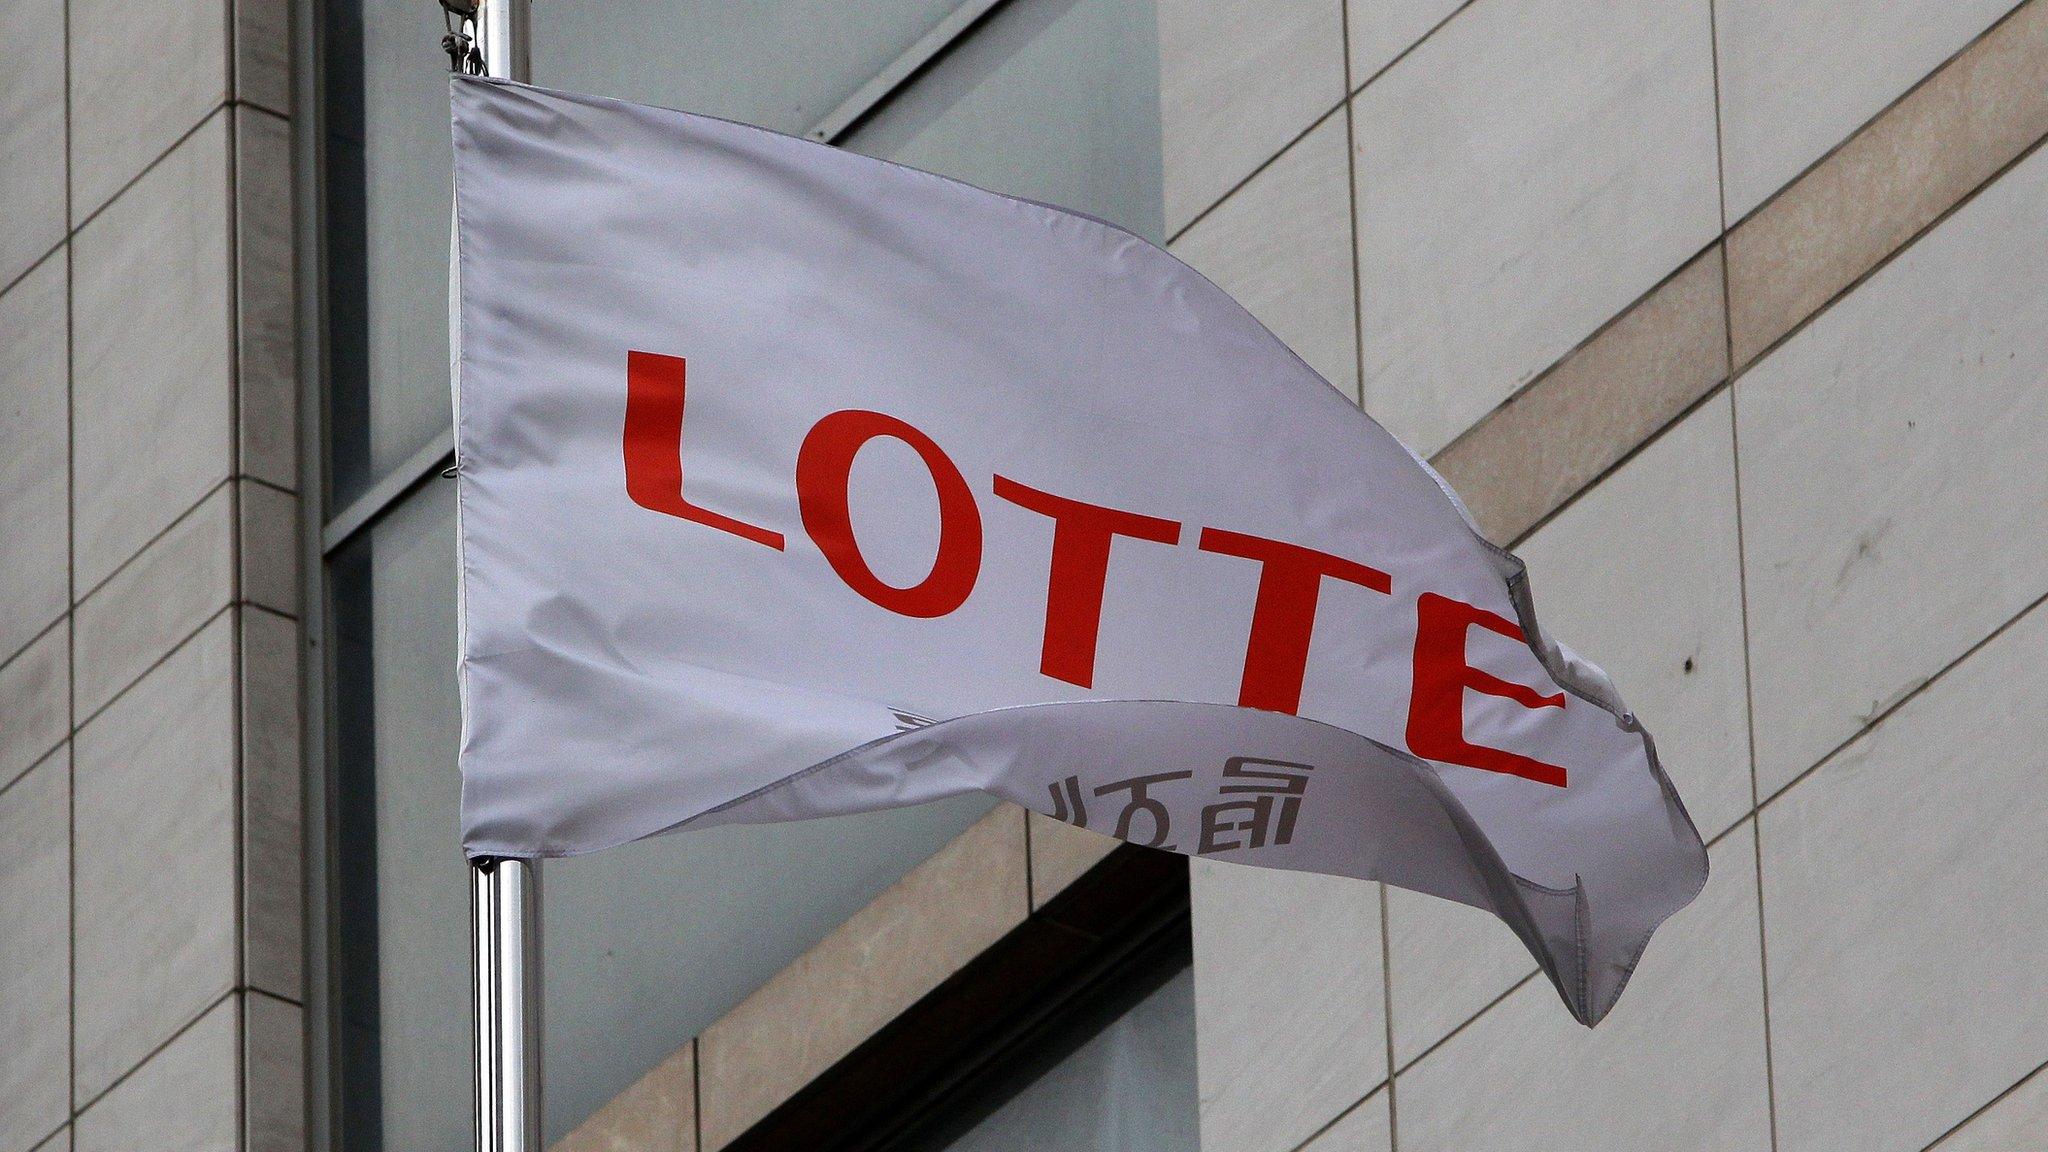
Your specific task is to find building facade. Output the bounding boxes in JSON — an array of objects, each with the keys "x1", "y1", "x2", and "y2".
[{"x1": 2, "y1": 1, "x2": 2046, "y2": 1150}]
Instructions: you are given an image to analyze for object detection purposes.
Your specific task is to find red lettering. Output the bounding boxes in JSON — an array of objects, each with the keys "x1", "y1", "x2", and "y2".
[
  {"x1": 622, "y1": 351, "x2": 785, "y2": 549},
  {"x1": 993, "y1": 476, "x2": 1182, "y2": 688},
  {"x1": 1197, "y1": 528, "x2": 1393, "y2": 714},
  {"x1": 1406, "y1": 592, "x2": 1568, "y2": 787},
  {"x1": 797, "y1": 410, "x2": 982, "y2": 618}
]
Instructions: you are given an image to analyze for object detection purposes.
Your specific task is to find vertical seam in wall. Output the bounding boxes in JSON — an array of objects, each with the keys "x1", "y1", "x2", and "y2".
[
  {"x1": 63, "y1": 0, "x2": 78, "y2": 1121},
  {"x1": 1342, "y1": 4, "x2": 1397, "y2": 1143},
  {"x1": 237, "y1": 991, "x2": 249, "y2": 1152},
  {"x1": 1022, "y1": 804, "x2": 1035, "y2": 911},
  {"x1": 691, "y1": 1037, "x2": 704, "y2": 1152},
  {"x1": 227, "y1": 115, "x2": 252, "y2": 1145},
  {"x1": 226, "y1": 0, "x2": 240, "y2": 109},
  {"x1": 1704, "y1": 2, "x2": 1781, "y2": 1148},
  {"x1": 1377, "y1": 884, "x2": 1398, "y2": 1149},
  {"x1": 1342, "y1": 31, "x2": 1366, "y2": 409}
]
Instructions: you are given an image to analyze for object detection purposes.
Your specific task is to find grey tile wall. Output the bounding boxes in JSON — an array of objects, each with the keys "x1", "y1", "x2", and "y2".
[
  {"x1": 69, "y1": 113, "x2": 233, "y2": 594},
  {"x1": 0, "y1": 253, "x2": 69, "y2": 662},
  {"x1": 0, "y1": 0, "x2": 297, "y2": 1148},
  {"x1": 0, "y1": 623, "x2": 69, "y2": 790},
  {"x1": 235, "y1": 108, "x2": 297, "y2": 492},
  {"x1": 73, "y1": 997, "x2": 239, "y2": 1152},
  {"x1": 0, "y1": 750, "x2": 71, "y2": 1152},
  {"x1": 241, "y1": 608, "x2": 304, "y2": 1002},
  {"x1": 1160, "y1": 0, "x2": 1346, "y2": 236},
  {"x1": 1191, "y1": 860, "x2": 1385, "y2": 1152},
  {"x1": 71, "y1": 484, "x2": 235, "y2": 718},
  {"x1": 1351, "y1": 0, "x2": 1722, "y2": 457},
  {"x1": 72, "y1": 614, "x2": 238, "y2": 1104},
  {"x1": 1762, "y1": 596, "x2": 2048, "y2": 1152},
  {"x1": 68, "y1": 0, "x2": 229, "y2": 220},
  {"x1": 0, "y1": 0, "x2": 65, "y2": 288},
  {"x1": 245, "y1": 992, "x2": 305, "y2": 1152},
  {"x1": 1736, "y1": 141, "x2": 2048, "y2": 796}
]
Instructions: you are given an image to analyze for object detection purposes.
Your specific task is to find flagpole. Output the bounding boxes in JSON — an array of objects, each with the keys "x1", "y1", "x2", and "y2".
[
  {"x1": 473, "y1": 855, "x2": 541, "y2": 1151},
  {"x1": 469, "y1": 4, "x2": 535, "y2": 1152}
]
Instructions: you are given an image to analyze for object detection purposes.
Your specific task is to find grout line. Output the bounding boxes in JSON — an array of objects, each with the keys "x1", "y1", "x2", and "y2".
[
  {"x1": 241, "y1": 97, "x2": 292, "y2": 124},
  {"x1": 1920, "y1": 1057, "x2": 2048, "y2": 1150},
  {"x1": 68, "y1": 103, "x2": 228, "y2": 237},
  {"x1": 70, "y1": 477, "x2": 234, "y2": 608},
  {"x1": 1378, "y1": 884, "x2": 1400, "y2": 1150},
  {"x1": 1756, "y1": 583, "x2": 2048, "y2": 815},
  {"x1": 1393, "y1": 969, "x2": 1541, "y2": 1077},
  {"x1": 236, "y1": 989, "x2": 248, "y2": 1152},
  {"x1": 246, "y1": 985, "x2": 305, "y2": 1010},
  {"x1": 692, "y1": 1038, "x2": 704, "y2": 1152},
  {"x1": 1283, "y1": 1081, "x2": 1386, "y2": 1152},
  {"x1": 1165, "y1": 99, "x2": 1345, "y2": 247},
  {"x1": 1341, "y1": 20, "x2": 1368, "y2": 410},
  {"x1": 0, "y1": 738, "x2": 67, "y2": 809},
  {"x1": 226, "y1": 0, "x2": 239, "y2": 104},
  {"x1": 0, "y1": 237, "x2": 68, "y2": 308},
  {"x1": 1340, "y1": 10, "x2": 1400, "y2": 1144},
  {"x1": 228, "y1": 86, "x2": 250, "y2": 1058},
  {"x1": 1162, "y1": 0, "x2": 1484, "y2": 252},
  {"x1": 1705, "y1": 1, "x2": 1782, "y2": 1146},
  {"x1": 245, "y1": 599, "x2": 301, "y2": 625},
  {"x1": 70, "y1": 603, "x2": 237, "y2": 734},
  {"x1": 69, "y1": 987, "x2": 239, "y2": 1120},
  {"x1": 0, "y1": 612, "x2": 68, "y2": 678},
  {"x1": 1022, "y1": 804, "x2": 1035, "y2": 911},
  {"x1": 245, "y1": 473, "x2": 300, "y2": 499},
  {"x1": 63, "y1": 0, "x2": 78, "y2": 1118},
  {"x1": 1349, "y1": 0, "x2": 1484, "y2": 97}
]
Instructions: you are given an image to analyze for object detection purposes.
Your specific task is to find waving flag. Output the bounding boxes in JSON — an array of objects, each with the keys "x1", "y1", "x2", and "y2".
[{"x1": 450, "y1": 76, "x2": 1707, "y2": 1025}]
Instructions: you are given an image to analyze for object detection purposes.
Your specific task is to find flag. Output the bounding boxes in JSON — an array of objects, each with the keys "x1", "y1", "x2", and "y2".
[{"x1": 449, "y1": 76, "x2": 1707, "y2": 1026}]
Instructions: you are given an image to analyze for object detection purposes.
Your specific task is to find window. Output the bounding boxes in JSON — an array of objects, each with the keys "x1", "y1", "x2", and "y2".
[{"x1": 314, "y1": 2, "x2": 1167, "y2": 1147}]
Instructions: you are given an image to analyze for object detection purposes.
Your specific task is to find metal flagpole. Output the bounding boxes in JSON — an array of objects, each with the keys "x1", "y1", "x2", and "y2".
[
  {"x1": 472, "y1": 855, "x2": 541, "y2": 1152},
  {"x1": 468, "y1": 4, "x2": 535, "y2": 1152}
]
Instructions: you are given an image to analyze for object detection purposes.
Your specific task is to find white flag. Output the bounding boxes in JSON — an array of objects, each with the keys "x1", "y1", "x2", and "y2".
[{"x1": 450, "y1": 76, "x2": 1707, "y2": 1025}]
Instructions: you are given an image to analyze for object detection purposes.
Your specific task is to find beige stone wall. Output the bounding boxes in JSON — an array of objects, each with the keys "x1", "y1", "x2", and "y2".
[
  {"x1": 0, "y1": 0, "x2": 302, "y2": 1148},
  {"x1": 1164, "y1": 1, "x2": 2048, "y2": 1149}
]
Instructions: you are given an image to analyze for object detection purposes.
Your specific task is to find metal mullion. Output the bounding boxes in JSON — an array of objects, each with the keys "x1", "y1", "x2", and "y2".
[
  {"x1": 806, "y1": 0, "x2": 1013, "y2": 144},
  {"x1": 320, "y1": 426, "x2": 454, "y2": 555}
]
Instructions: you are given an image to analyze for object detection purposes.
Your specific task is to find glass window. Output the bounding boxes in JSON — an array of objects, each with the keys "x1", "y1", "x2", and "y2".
[
  {"x1": 844, "y1": 0, "x2": 1163, "y2": 242},
  {"x1": 321, "y1": 2, "x2": 1166, "y2": 1147},
  {"x1": 911, "y1": 959, "x2": 1198, "y2": 1152}
]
